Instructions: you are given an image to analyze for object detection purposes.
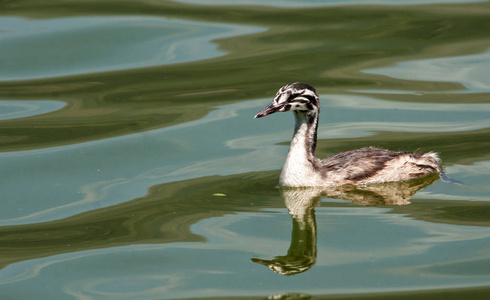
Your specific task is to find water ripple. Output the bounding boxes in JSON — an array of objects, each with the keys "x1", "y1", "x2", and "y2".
[
  {"x1": 0, "y1": 16, "x2": 264, "y2": 81},
  {"x1": 362, "y1": 49, "x2": 490, "y2": 94},
  {"x1": 0, "y1": 100, "x2": 65, "y2": 120}
]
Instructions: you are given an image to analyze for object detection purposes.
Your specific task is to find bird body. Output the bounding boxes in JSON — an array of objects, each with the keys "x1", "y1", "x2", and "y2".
[{"x1": 255, "y1": 82, "x2": 441, "y2": 187}]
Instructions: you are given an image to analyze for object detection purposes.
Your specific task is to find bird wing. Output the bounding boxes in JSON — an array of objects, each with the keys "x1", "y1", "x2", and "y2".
[{"x1": 319, "y1": 147, "x2": 401, "y2": 181}]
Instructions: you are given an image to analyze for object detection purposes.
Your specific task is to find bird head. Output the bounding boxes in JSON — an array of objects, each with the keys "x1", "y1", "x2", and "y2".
[{"x1": 254, "y1": 82, "x2": 319, "y2": 118}]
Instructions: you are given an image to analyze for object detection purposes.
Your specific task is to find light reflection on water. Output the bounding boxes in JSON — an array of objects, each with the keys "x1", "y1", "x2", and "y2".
[
  {"x1": 0, "y1": 100, "x2": 65, "y2": 120},
  {"x1": 0, "y1": 16, "x2": 264, "y2": 81},
  {"x1": 363, "y1": 49, "x2": 490, "y2": 93}
]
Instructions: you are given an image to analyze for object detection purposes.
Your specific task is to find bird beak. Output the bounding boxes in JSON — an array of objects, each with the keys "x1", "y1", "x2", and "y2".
[{"x1": 254, "y1": 102, "x2": 283, "y2": 118}]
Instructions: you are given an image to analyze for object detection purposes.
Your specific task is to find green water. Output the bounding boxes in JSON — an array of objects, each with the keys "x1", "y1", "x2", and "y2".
[{"x1": 1, "y1": 0, "x2": 489, "y2": 299}]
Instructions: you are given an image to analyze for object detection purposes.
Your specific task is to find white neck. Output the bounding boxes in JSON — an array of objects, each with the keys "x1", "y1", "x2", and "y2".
[{"x1": 280, "y1": 111, "x2": 321, "y2": 187}]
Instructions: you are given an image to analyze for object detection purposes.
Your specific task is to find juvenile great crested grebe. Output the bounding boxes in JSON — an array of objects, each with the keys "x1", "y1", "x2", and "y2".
[{"x1": 255, "y1": 82, "x2": 441, "y2": 187}]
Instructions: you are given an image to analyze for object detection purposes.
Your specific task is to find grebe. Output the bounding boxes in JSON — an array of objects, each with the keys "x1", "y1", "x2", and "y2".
[{"x1": 255, "y1": 82, "x2": 441, "y2": 187}]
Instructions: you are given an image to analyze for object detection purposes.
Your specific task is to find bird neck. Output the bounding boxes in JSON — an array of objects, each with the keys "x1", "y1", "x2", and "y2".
[
  {"x1": 280, "y1": 111, "x2": 320, "y2": 186},
  {"x1": 291, "y1": 111, "x2": 319, "y2": 159}
]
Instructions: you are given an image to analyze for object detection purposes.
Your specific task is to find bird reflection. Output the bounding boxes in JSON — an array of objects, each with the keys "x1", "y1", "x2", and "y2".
[
  {"x1": 251, "y1": 174, "x2": 439, "y2": 276},
  {"x1": 251, "y1": 188, "x2": 319, "y2": 276}
]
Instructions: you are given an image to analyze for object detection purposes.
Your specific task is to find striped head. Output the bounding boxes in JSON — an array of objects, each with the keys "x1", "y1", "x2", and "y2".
[{"x1": 254, "y1": 82, "x2": 320, "y2": 118}]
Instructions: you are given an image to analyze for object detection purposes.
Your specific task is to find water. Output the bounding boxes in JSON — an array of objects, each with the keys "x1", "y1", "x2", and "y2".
[{"x1": 0, "y1": 0, "x2": 489, "y2": 299}]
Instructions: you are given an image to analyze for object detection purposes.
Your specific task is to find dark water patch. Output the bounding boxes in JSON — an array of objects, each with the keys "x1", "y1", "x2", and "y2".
[
  {"x1": 391, "y1": 199, "x2": 490, "y2": 227},
  {"x1": 172, "y1": 0, "x2": 488, "y2": 7}
]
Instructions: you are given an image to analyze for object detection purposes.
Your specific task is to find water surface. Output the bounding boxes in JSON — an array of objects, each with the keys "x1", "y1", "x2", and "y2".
[{"x1": 0, "y1": 0, "x2": 489, "y2": 299}]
